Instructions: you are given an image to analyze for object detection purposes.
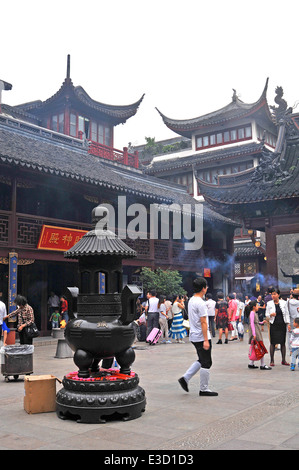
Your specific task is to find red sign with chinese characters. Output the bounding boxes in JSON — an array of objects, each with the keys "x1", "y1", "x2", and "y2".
[
  {"x1": 204, "y1": 268, "x2": 211, "y2": 278},
  {"x1": 37, "y1": 225, "x2": 87, "y2": 251}
]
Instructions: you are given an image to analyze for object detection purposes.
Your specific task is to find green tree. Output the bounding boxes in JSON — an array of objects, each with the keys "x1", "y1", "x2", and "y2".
[{"x1": 140, "y1": 267, "x2": 186, "y2": 297}]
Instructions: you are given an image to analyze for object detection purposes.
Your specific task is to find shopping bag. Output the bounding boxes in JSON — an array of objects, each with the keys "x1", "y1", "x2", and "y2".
[
  {"x1": 248, "y1": 342, "x2": 258, "y2": 361},
  {"x1": 253, "y1": 340, "x2": 267, "y2": 359},
  {"x1": 238, "y1": 322, "x2": 244, "y2": 335}
]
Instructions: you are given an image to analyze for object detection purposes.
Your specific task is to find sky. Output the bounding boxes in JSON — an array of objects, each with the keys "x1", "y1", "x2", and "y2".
[{"x1": 2, "y1": 0, "x2": 299, "y2": 149}]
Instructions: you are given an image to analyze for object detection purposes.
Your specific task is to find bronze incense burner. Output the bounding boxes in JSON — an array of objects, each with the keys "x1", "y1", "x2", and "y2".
[{"x1": 56, "y1": 206, "x2": 146, "y2": 423}]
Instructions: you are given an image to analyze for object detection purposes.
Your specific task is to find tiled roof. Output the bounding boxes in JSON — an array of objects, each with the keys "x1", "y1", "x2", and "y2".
[
  {"x1": 234, "y1": 244, "x2": 264, "y2": 257},
  {"x1": 156, "y1": 79, "x2": 272, "y2": 138},
  {"x1": 198, "y1": 136, "x2": 299, "y2": 205},
  {"x1": 11, "y1": 78, "x2": 145, "y2": 126},
  {"x1": 0, "y1": 119, "x2": 238, "y2": 227},
  {"x1": 145, "y1": 142, "x2": 264, "y2": 173},
  {"x1": 65, "y1": 229, "x2": 137, "y2": 258}
]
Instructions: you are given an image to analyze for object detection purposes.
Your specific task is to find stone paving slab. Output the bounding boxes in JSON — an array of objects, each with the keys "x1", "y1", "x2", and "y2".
[{"x1": 0, "y1": 331, "x2": 298, "y2": 451}]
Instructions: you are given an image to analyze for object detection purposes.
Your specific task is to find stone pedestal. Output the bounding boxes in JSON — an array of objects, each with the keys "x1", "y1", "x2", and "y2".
[
  {"x1": 55, "y1": 339, "x2": 73, "y2": 358},
  {"x1": 52, "y1": 328, "x2": 65, "y2": 339},
  {"x1": 56, "y1": 370, "x2": 146, "y2": 423}
]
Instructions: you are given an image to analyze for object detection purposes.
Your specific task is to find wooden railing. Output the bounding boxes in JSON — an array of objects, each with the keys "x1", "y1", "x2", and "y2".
[{"x1": 87, "y1": 140, "x2": 139, "y2": 169}]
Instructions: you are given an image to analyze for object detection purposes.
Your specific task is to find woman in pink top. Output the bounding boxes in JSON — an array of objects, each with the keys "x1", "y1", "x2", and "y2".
[
  {"x1": 246, "y1": 300, "x2": 271, "y2": 370},
  {"x1": 228, "y1": 294, "x2": 238, "y2": 341}
]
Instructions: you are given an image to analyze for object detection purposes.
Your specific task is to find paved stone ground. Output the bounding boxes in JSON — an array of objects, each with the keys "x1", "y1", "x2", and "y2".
[{"x1": 0, "y1": 330, "x2": 298, "y2": 451}]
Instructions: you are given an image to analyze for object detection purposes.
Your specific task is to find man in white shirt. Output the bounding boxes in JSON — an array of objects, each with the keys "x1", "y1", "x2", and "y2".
[
  {"x1": 48, "y1": 291, "x2": 60, "y2": 316},
  {"x1": 0, "y1": 292, "x2": 7, "y2": 340},
  {"x1": 145, "y1": 290, "x2": 159, "y2": 339},
  {"x1": 178, "y1": 278, "x2": 218, "y2": 396}
]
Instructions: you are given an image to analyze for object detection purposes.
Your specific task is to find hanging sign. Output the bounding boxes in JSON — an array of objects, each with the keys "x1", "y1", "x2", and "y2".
[
  {"x1": 204, "y1": 268, "x2": 211, "y2": 278},
  {"x1": 37, "y1": 225, "x2": 87, "y2": 252},
  {"x1": 99, "y1": 272, "x2": 106, "y2": 294},
  {"x1": 8, "y1": 252, "x2": 18, "y2": 317}
]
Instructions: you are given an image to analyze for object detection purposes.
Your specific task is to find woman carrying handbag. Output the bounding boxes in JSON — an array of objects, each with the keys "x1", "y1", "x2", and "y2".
[
  {"x1": 14, "y1": 295, "x2": 37, "y2": 345},
  {"x1": 247, "y1": 300, "x2": 271, "y2": 370}
]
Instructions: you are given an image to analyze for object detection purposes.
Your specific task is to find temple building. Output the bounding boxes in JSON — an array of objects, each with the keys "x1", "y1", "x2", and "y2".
[
  {"x1": 143, "y1": 82, "x2": 299, "y2": 295},
  {"x1": 0, "y1": 57, "x2": 238, "y2": 335}
]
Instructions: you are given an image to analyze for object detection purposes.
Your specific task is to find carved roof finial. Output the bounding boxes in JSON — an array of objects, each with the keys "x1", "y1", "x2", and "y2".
[{"x1": 66, "y1": 54, "x2": 71, "y2": 80}]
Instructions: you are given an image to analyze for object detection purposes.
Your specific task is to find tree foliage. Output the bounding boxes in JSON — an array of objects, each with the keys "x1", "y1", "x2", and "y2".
[
  {"x1": 139, "y1": 267, "x2": 186, "y2": 297},
  {"x1": 143, "y1": 136, "x2": 190, "y2": 157}
]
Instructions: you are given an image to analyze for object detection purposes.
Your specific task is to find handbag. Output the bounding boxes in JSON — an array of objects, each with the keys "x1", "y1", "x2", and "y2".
[
  {"x1": 248, "y1": 342, "x2": 258, "y2": 361},
  {"x1": 249, "y1": 340, "x2": 267, "y2": 360},
  {"x1": 238, "y1": 322, "x2": 244, "y2": 335},
  {"x1": 228, "y1": 322, "x2": 234, "y2": 331},
  {"x1": 25, "y1": 322, "x2": 39, "y2": 338},
  {"x1": 253, "y1": 340, "x2": 267, "y2": 359},
  {"x1": 182, "y1": 308, "x2": 188, "y2": 320}
]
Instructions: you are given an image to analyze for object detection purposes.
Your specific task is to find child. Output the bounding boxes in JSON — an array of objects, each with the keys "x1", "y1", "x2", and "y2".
[
  {"x1": 290, "y1": 317, "x2": 299, "y2": 371},
  {"x1": 246, "y1": 300, "x2": 271, "y2": 370},
  {"x1": 2, "y1": 308, "x2": 21, "y2": 346},
  {"x1": 50, "y1": 308, "x2": 61, "y2": 329},
  {"x1": 2, "y1": 321, "x2": 10, "y2": 346},
  {"x1": 158, "y1": 296, "x2": 171, "y2": 343}
]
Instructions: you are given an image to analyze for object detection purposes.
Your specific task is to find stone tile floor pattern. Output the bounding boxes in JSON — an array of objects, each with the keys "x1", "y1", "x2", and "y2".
[{"x1": 0, "y1": 332, "x2": 298, "y2": 451}]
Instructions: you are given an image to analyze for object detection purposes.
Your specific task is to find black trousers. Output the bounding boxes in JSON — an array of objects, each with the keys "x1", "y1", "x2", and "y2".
[
  {"x1": 192, "y1": 339, "x2": 212, "y2": 369},
  {"x1": 146, "y1": 312, "x2": 159, "y2": 338},
  {"x1": 19, "y1": 329, "x2": 32, "y2": 345}
]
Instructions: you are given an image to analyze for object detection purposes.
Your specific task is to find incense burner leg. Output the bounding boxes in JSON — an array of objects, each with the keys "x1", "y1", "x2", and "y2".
[
  {"x1": 115, "y1": 347, "x2": 135, "y2": 375},
  {"x1": 90, "y1": 358, "x2": 100, "y2": 373},
  {"x1": 74, "y1": 349, "x2": 94, "y2": 378}
]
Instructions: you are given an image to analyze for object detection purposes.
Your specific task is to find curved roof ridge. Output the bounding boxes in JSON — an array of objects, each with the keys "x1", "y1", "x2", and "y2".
[
  {"x1": 156, "y1": 78, "x2": 270, "y2": 137},
  {"x1": 74, "y1": 86, "x2": 145, "y2": 117}
]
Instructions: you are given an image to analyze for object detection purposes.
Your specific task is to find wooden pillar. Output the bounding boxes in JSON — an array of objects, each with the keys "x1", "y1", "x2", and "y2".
[
  {"x1": 226, "y1": 226, "x2": 235, "y2": 292},
  {"x1": 10, "y1": 177, "x2": 17, "y2": 249},
  {"x1": 41, "y1": 262, "x2": 48, "y2": 334},
  {"x1": 123, "y1": 147, "x2": 128, "y2": 166},
  {"x1": 64, "y1": 106, "x2": 70, "y2": 136},
  {"x1": 265, "y1": 225, "x2": 278, "y2": 281}
]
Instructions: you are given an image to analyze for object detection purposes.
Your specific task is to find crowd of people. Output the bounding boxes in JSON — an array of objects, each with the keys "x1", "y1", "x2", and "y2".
[
  {"x1": 135, "y1": 291, "x2": 189, "y2": 344},
  {"x1": 1, "y1": 281, "x2": 299, "y2": 396},
  {"x1": 47, "y1": 291, "x2": 69, "y2": 327},
  {"x1": 0, "y1": 291, "x2": 69, "y2": 347},
  {"x1": 0, "y1": 293, "x2": 36, "y2": 346},
  {"x1": 134, "y1": 284, "x2": 299, "y2": 377}
]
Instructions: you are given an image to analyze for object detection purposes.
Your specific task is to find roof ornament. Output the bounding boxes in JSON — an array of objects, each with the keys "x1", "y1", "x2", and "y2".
[
  {"x1": 249, "y1": 147, "x2": 290, "y2": 185},
  {"x1": 66, "y1": 54, "x2": 71, "y2": 79},
  {"x1": 232, "y1": 89, "x2": 238, "y2": 102},
  {"x1": 0, "y1": 79, "x2": 12, "y2": 114},
  {"x1": 270, "y1": 86, "x2": 293, "y2": 124}
]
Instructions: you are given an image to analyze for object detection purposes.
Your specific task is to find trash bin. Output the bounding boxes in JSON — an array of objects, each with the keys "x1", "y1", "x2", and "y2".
[{"x1": 1, "y1": 345, "x2": 34, "y2": 382}]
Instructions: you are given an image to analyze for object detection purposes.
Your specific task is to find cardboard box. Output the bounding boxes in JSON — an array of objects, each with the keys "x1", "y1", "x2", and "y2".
[{"x1": 24, "y1": 375, "x2": 61, "y2": 414}]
